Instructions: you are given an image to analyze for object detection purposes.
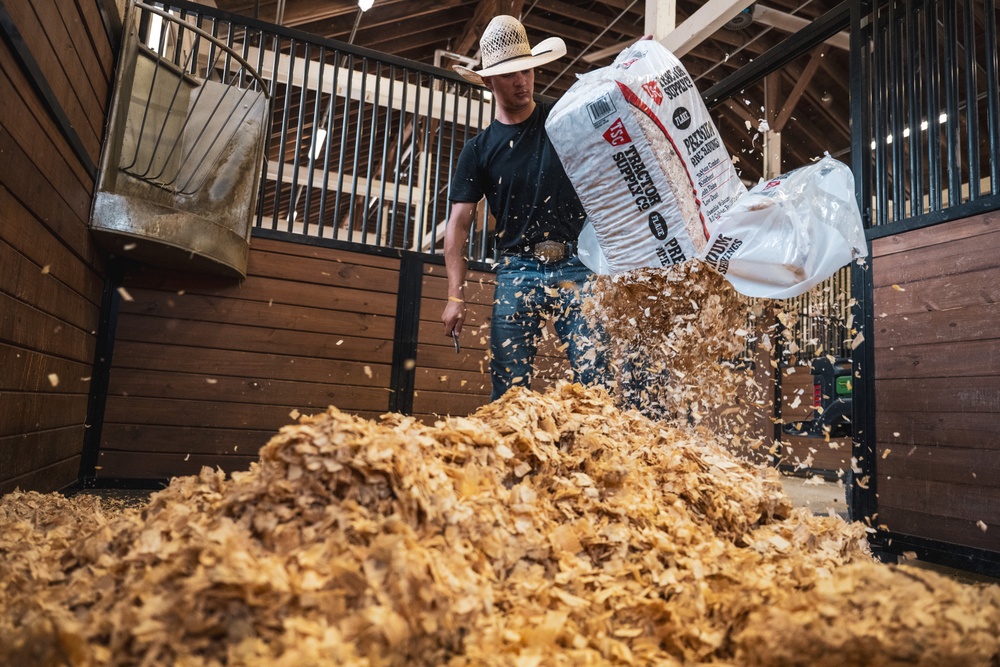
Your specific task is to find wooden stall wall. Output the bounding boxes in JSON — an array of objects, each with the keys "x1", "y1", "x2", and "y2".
[
  {"x1": 872, "y1": 210, "x2": 1000, "y2": 553},
  {"x1": 0, "y1": 0, "x2": 115, "y2": 494},
  {"x1": 96, "y1": 237, "x2": 399, "y2": 481}
]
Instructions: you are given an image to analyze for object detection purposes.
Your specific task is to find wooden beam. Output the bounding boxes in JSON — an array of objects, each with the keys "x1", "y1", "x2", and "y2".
[
  {"x1": 583, "y1": 0, "x2": 753, "y2": 62},
  {"x1": 753, "y1": 5, "x2": 850, "y2": 51},
  {"x1": 773, "y1": 44, "x2": 828, "y2": 133},
  {"x1": 645, "y1": 0, "x2": 676, "y2": 40}
]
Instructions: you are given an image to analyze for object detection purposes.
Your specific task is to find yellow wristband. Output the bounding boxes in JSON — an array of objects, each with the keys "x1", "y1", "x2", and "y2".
[{"x1": 448, "y1": 296, "x2": 465, "y2": 303}]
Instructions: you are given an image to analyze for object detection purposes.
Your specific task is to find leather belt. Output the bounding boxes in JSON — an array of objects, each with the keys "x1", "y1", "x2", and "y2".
[{"x1": 503, "y1": 239, "x2": 576, "y2": 263}]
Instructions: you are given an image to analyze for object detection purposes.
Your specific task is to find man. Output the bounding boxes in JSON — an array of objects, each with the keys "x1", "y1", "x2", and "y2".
[{"x1": 441, "y1": 15, "x2": 606, "y2": 401}]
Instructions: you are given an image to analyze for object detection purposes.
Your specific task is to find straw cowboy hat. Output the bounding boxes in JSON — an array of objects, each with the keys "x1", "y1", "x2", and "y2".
[{"x1": 453, "y1": 15, "x2": 566, "y2": 85}]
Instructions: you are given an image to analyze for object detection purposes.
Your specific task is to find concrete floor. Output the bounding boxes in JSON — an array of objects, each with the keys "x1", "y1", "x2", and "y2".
[{"x1": 779, "y1": 472, "x2": 850, "y2": 519}]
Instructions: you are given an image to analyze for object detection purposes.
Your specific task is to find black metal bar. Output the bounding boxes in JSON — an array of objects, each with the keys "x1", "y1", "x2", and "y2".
[
  {"x1": 388, "y1": 68, "x2": 409, "y2": 247},
  {"x1": 272, "y1": 36, "x2": 294, "y2": 229},
  {"x1": 905, "y1": 0, "x2": 924, "y2": 217},
  {"x1": 889, "y1": 0, "x2": 906, "y2": 221},
  {"x1": 986, "y1": 0, "x2": 1000, "y2": 193},
  {"x1": 375, "y1": 64, "x2": 395, "y2": 245},
  {"x1": 302, "y1": 45, "x2": 327, "y2": 234},
  {"x1": 362, "y1": 60, "x2": 382, "y2": 243},
  {"x1": 388, "y1": 253, "x2": 424, "y2": 414},
  {"x1": 417, "y1": 71, "x2": 436, "y2": 248},
  {"x1": 942, "y1": 0, "x2": 963, "y2": 205},
  {"x1": 924, "y1": 0, "x2": 943, "y2": 211},
  {"x1": 0, "y1": 3, "x2": 100, "y2": 177},
  {"x1": 346, "y1": 56, "x2": 369, "y2": 237},
  {"x1": 865, "y1": 191, "x2": 1000, "y2": 238},
  {"x1": 317, "y1": 48, "x2": 340, "y2": 238},
  {"x1": 962, "y1": 0, "x2": 980, "y2": 200},
  {"x1": 849, "y1": 0, "x2": 878, "y2": 525},
  {"x1": 872, "y1": 4, "x2": 889, "y2": 227},
  {"x1": 702, "y1": 1, "x2": 851, "y2": 110},
  {"x1": 403, "y1": 72, "x2": 423, "y2": 251},
  {"x1": 287, "y1": 41, "x2": 311, "y2": 229},
  {"x1": 429, "y1": 75, "x2": 448, "y2": 254},
  {"x1": 258, "y1": 32, "x2": 281, "y2": 231},
  {"x1": 333, "y1": 53, "x2": 354, "y2": 240},
  {"x1": 78, "y1": 259, "x2": 125, "y2": 486}
]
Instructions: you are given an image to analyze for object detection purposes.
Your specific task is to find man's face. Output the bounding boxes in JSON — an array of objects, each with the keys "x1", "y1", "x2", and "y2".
[{"x1": 485, "y1": 68, "x2": 534, "y2": 108}]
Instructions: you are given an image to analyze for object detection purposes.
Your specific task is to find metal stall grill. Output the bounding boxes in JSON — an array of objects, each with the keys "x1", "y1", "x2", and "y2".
[
  {"x1": 865, "y1": 0, "x2": 1000, "y2": 230},
  {"x1": 138, "y1": 0, "x2": 499, "y2": 264}
]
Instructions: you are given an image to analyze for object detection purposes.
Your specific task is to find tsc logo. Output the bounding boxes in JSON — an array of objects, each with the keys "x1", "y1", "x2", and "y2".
[
  {"x1": 641, "y1": 81, "x2": 663, "y2": 105},
  {"x1": 764, "y1": 178, "x2": 783, "y2": 189},
  {"x1": 672, "y1": 107, "x2": 692, "y2": 130},
  {"x1": 602, "y1": 118, "x2": 632, "y2": 147}
]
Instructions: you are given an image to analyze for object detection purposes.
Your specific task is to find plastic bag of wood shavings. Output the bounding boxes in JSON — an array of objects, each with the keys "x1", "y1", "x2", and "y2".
[{"x1": 2, "y1": 383, "x2": 999, "y2": 667}]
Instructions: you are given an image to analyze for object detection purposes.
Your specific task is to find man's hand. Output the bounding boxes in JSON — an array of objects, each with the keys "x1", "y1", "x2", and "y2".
[{"x1": 442, "y1": 297, "x2": 466, "y2": 337}]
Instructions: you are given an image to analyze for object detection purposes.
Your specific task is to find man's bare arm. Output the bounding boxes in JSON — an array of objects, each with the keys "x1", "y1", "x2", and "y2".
[{"x1": 441, "y1": 201, "x2": 477, "y2": 336}]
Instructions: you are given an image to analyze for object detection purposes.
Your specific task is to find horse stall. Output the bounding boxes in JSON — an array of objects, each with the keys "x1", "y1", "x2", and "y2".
[{"x1": 2, "y1": 0, "x2": 1000, "y2": 663}]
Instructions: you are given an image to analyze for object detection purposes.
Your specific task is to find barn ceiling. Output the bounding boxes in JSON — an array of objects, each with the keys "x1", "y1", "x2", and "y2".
[{"x1": 212, "y1": 0, "x2": 853, "y2": 185}]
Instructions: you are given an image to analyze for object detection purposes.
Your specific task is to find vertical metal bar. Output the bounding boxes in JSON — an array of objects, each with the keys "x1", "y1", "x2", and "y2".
[
  {"x1": 417, "y1": 71, "x2": 436, "y2": 249},
  {"x1": 258, "y1": 32, "x2": 281, "y2": 231},
  {"x1": 287, "y1": 42, "x2": 311, "y2": 232},
  {"x1": 362, "y1": 61, "x2": 382, "y2": 243},
  {"x1": 389, "y1": 70, "x2": 409, "y2": 248},
  {"x1": 905, "y1": 0, "x2": 924, "y2": 216},
  {"x1": 375, "y1": 65, "x2": 396, "y2": 245},
  {"x1": 317, "y1": 49, "x2": 340, "y2": 238},
  {"x1": 962, "y1": 0, "x2": 980, "y2": 200},
  {"x1": 986, "y1": 0, "x2": 1000, "y2": 194},
  {"x1": 429, "y1": 76, "x2": 448, "y2": 255},
  {"x1": 889, "y1": 0, "x2": 906, "y2": 221},
  {"x1": 924, "y1": 0, "x2": 943, "y2": 211},
  {"x1": 403, "y1": 73, "x2": 423, "y2": 251},
  {"x1": 872, "y1": 5, "x2": 889, "y2": 226},
  {"x1": 302, "y1": 45, "x2": 327, "y2": 236},
  {"x1": 347, "y1": 56, "x2": 369, "y2": 240},
  {"x1": 333, "y1": 54, "x2": 355, "y2": 241},
  {"x1": 942, "y1": 0, "x2": 963, "y2": 205},
  {"x1": 271, "y1": 38, "x2": 296, "y2": 229},
  {"x1": 850, "y1": 0, "x2": 879, "y2": 526}
]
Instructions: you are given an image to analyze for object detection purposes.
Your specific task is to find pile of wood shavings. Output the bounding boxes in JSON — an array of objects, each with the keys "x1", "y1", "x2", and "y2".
[
  {"x1": 585, "y1": 262, "x2": 767, "y2": 428},
  {"x1": 3, "y1": 384, "x2": 999, "y2": 666}
]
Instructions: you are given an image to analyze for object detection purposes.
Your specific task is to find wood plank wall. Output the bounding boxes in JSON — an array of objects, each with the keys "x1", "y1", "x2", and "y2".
[
  {"x1": 0, "y1": 0, "x2": 114, "y2": 494},
  {"x1": 872, "y1": 210, "x2": 1000, "y2": 553},
  {"x1": 96, "y1": 237, "x2": 400, "y2": 480}
]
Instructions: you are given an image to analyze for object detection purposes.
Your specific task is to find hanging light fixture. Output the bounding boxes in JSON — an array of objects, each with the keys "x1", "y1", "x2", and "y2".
[{"x1": 358, "y1": 0, "x2": 374, "y2": 12}]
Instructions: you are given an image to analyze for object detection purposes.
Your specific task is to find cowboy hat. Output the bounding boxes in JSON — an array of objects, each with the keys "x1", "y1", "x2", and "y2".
[{"x1": 453, "y1": 15, "x2": 566, "y2": 85}]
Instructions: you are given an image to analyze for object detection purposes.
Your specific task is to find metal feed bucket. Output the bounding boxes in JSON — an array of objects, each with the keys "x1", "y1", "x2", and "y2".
[{"x1": 90, "y1": 1, "x2": 269, "y2": 277}]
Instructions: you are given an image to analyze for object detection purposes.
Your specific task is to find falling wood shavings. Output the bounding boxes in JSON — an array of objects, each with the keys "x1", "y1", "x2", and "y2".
[
  {"x1": 117, "y1": 287, "x2": 134, "y2": 302},
  {"x1": 47, "y1": 373, "x2": 59, "y2": 387}
]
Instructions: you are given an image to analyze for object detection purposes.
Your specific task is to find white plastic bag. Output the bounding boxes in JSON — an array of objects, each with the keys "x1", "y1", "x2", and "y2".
[{"x1": 698, "y1": 155, "x2": 868, "y2": 299}]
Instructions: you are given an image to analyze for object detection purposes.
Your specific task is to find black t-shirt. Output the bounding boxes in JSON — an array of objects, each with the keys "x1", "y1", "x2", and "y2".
[{"x1": 449, "y1": 101, "x2": 586, "y2": 253}]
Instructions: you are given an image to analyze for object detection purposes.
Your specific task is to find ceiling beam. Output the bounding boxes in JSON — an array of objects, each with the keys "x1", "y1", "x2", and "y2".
[
  {"x1": 773, "y1": 44, "x2": 828, "y2": 133},
  {"x1": 583, "y1": 0, "x2": 754, "y2": 63},
  {"x1": 752, "y1": 5, "x2": 850, "y2": 51}
]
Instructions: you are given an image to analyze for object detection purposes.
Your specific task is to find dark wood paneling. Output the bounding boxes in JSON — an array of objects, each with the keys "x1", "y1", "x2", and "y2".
[
  {"x1": 0, "y1": 0, "x2": 111, "y2": 493},
  {"x1": 871, "y1": 211, "x2": 1000, "y2": 555},
  {"x1": 95, "y1": 451, "x2": 260, "y2": 480},
  {"x1": 99, "y1": 240, "x2": 399, "y2": 480},
  {"x1": 3, "y1": 0, "x2": 104, "y2": 159}
]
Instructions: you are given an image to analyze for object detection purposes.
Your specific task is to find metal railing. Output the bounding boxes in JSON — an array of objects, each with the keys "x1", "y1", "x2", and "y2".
[
  {"x1": 862, "y1": 0, "x2": 1000, "y2": 232},
  {"x1": 139, "y1": 0, "x2": 498, "y2": 262}
]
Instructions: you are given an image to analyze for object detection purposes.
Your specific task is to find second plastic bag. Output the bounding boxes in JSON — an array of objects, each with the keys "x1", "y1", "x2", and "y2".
[{"x1": 697, "y1": 155, "x2": 868, "y2": 299}]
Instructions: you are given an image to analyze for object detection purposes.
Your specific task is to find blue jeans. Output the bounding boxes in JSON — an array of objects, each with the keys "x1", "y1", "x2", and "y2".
[{"x1": 490, "y1": 254, "x2": 607, "y2": 400}]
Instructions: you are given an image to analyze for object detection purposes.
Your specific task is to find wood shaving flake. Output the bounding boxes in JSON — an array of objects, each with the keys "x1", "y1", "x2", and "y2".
[{"x1": 1, "y1": 383, "x2": 997, "y2": 665}]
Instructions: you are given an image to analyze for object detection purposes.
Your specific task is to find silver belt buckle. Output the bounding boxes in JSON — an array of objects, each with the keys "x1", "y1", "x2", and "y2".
[{"x1": 533, "y1": 240, "x2": 566, "y2": 263}]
